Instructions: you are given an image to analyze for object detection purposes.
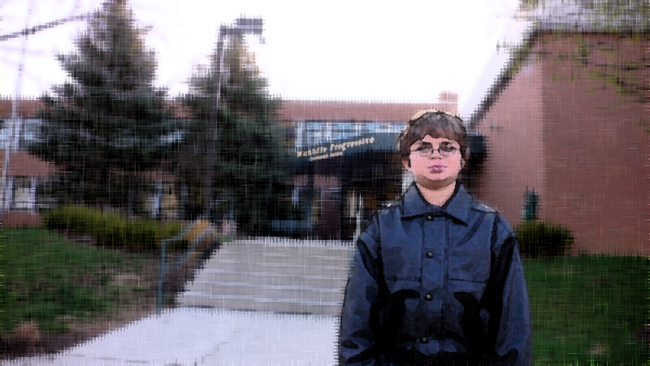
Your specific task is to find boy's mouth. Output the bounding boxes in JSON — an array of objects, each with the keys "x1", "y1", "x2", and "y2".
[{"x1": 429, "y1": 165, "x2": 445, "y2": 173}]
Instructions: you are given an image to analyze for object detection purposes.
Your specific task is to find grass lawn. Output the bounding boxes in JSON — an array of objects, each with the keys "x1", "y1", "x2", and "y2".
[
  {"x1": 0, "y1": 227, "x2": 160, "y2": 356},
  {"x1": 0, "y1": 227, "x2": 646, "y2": 364},
  {"x1": 524, "y1": 255, "x2": 648, "y2": 365}
]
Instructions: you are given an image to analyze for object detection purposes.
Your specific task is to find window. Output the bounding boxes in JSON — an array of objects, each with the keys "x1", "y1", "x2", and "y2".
[{"x1": 13, "y1": 176, "x2": 36, "y2": 211}]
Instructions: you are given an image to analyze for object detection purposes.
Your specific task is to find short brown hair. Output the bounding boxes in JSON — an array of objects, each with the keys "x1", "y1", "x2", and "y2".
[{"x1": 397, "y1": 109, "x2": 469, "y2": 161}]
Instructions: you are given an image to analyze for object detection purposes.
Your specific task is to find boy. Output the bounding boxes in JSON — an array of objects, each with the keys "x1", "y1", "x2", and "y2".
[{"x1": 338, "y1": 110, "x2": 532, "y2": 365}]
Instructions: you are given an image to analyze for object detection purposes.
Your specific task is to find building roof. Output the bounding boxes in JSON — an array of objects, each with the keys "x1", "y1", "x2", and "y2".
[
  {"x1": 141, "y1": 169, "x2": 178, "y2": 183},
  {"x1": 0, "y1": 150, "x2": 57, "y2": 178},
  {"x1": 0, "y1": 150, "x2": 179, "y2": 181},
  {"x1": 279, "y1": 100, "x2": 458, "y2": 122},
  {"x1": 0, "y1": 98, "x2": 192, "y2": 119},
  {"x1": 519, "y1": 0, "x2": 649, "y2": 32},
  {"x1": 0, "y1": 98, "x2": 41, "y2": 118},
  {"x1": 468, "y1": 0, "x2": 648, "y2": 129},
  {"x1": 0, "y1": 98, "x2": 460, "y2": 124}
]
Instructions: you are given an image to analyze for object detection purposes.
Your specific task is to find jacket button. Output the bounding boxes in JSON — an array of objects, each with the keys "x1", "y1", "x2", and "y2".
[
  {"x1": 421, "y1": 337, "x2": 428, "y2": 343},
  {"x1": 426, "y1": 215, "x2": 433, "y2": 220},
  {"x1": 426, "y1": 252, "x2": 433, "y2": 258},
  {"x1": 425, "y1": 294, "x2": 432, "y2": 301}
]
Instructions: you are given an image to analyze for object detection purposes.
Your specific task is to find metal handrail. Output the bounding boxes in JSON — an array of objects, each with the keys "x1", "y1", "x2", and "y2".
[
  {"x1": 156, "y1": 219, "x2": 214, "y2": 314},
  {"x1": 168, "y1": 227, "x2": 216, "y2": 273}
]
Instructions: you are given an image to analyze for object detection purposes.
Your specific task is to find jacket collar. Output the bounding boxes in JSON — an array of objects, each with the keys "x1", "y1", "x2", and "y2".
[{"x1": 400, "y1": 181, "x2": 471, "y2": 224}]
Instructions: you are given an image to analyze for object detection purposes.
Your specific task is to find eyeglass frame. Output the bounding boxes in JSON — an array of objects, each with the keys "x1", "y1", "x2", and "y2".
[
  {"x1": 409, "y1": 141, "x2": 460, "y2": 158},
  {"x1": 396, "y1": 109, "x2": 468, "y2": 161}
]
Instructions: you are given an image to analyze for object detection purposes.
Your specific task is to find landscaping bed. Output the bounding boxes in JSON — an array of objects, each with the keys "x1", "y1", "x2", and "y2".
[{"x1": 0, "y1": 227, "x2": 181, "y2": 359}]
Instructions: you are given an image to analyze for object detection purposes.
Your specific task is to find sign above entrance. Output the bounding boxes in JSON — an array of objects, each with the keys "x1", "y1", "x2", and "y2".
[
  {"x1": 293, "y1": 132, "x2": 486, "y2": 163},
  {"x1": 296, "y1": 136, "x2": 378, "y2": 161}
]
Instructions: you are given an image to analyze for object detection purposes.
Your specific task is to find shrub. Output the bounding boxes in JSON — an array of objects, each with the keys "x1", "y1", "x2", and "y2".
[
  {"x1": 128, "y1": 219, "x2": 160, "y2": 251},
  {"x1": 160, "y1": 221, "x2": 182, "y2": 239},
  {"x1": 160, "y1": 221, "x2": 188, "y2": 251},
  {"x1": 515, "y1": 220, "x2": 574, "y2": 257},
  {"x1": 101, "y1": 214, "x2": 125, "y2": 248},
  {"x1": 42, "y1": 205, "x2": 183, "y2": 251}
]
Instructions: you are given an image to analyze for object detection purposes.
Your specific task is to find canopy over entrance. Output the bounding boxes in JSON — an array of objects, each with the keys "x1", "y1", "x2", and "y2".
[{"x1": 278, "y1": 132, "x2": 487, "y2": 239}]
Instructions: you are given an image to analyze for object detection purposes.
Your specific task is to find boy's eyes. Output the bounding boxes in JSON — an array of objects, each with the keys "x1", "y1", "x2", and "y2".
[
  {"x1": 439, "y1": 144, "x2": 458, "y2": 153},
  {"x1": 414, "y1": 142, "x2": 458, "y2": 151}
]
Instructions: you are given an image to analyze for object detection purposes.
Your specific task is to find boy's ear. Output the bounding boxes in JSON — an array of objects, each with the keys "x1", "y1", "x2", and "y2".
[{"x1": 402, "y1": 157, "x2": 411, "y2": 171}]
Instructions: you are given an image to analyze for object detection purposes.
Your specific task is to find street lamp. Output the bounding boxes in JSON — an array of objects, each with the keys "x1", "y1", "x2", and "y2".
[{"x1": 203, "y1": 17, "x2": 264, "y2": 221}]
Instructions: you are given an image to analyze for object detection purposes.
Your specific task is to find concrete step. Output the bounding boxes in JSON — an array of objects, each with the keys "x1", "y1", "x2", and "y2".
[
  {"x1": 209, "y1": 251, "x2": 351, "y2": 267},
  {"x1": 185, "y1": 282, "x2": 345, "y2": 302},
  {"x1": 189, "y1": 269, "x2": 349, "y2": 289},
  {"x1": 197, "y1": 260, "x2": 349, "y2": 277},
  {"x1": 177, "y1": 293, "x2": 344, "y2": 315},
  {"x1": 201, "y1": 255, "x2": 349, "y2": 268},
  {"x1": 177, "y1": 238, "x2": 355, "y2": 315},
  {"x1": 213, "y1": 247, "x2": 352, "y2": 262}
]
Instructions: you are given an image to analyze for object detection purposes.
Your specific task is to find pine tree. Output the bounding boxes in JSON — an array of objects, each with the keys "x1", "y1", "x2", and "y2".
[
  {"x1": 178, "y1": 34, "x2": 291, "y2": 233},
  {"x1": 28, "y1": 0, "x2": 182, "y2": 215}
]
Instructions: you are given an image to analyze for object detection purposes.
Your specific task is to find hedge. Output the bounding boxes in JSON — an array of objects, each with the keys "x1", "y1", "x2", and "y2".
[
  {"x1": 43, "y1": 205, "x2": 183, "y2": 251},
  {"x1": 515, "y1": 220, "x2": 574, "y2": 257}
]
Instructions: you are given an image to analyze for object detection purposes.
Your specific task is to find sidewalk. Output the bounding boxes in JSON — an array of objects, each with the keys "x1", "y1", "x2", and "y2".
[{"x1": 3, "y1": 308, "x2": 339, "y2": 366}]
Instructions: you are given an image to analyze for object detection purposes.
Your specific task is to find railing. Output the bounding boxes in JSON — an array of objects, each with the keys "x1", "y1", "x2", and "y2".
[{"x1": 156, "y1": 219, "x2": 218, "y2": 314}]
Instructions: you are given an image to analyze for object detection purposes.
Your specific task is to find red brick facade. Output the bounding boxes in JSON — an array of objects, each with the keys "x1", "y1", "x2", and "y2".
[{"x1": 473, "y1": 32, "x2": 647, "y2": 255}]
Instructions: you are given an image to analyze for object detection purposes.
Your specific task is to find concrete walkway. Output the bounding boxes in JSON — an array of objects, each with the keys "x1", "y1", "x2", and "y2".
[
  {"x1": 4, "y1": 308, "x2": 339, "y2": 366},
  {"x1": 5, "y1": 238, "x2": 353, "y2": 366}
]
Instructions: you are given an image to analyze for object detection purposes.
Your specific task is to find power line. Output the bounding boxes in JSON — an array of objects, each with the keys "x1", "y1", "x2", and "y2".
[{"x1": 0, "y1": 13, "x2": 90, "y2": 42}]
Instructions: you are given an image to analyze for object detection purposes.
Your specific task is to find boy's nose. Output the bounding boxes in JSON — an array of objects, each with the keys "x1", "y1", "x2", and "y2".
[{"x1": 430, "y1": 148, "x2": 444, "y2": 158}]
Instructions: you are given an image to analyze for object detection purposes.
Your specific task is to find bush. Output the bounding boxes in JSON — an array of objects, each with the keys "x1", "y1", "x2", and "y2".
[
  {"x1": 514, "y1": 220, "x2": 574, "y2": 257},
  {"x1": 161, "y1": 221, "x2": 183, "y2": 239},
  {"x1": 128, "y1": 220, "x2": 160, "y2": 251},
  {"x1": 42, "y1": 205, "x2": 183, "y2": 251}
]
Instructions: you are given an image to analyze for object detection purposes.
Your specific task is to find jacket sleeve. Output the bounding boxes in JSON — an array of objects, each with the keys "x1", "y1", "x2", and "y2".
[
  {"x1": 338, "y1": 215, "x2": 392, "y2": 366},
  {"x1": 485, "y1": 216, "x2": 533, "y2": 366}
]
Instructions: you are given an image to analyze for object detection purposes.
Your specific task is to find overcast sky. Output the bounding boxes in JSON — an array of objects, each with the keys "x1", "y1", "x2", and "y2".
[{"x1": 0, "y1": 0, "x2": 531, "y2": 117}]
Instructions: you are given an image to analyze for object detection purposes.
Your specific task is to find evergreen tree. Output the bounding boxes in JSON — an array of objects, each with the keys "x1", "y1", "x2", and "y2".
[
  {"x1": 178, "y1": 34, "x2": 291, "y2": 233},
  {"x1": 28, "y1": 0, "x2": 182, "y2": 215}
]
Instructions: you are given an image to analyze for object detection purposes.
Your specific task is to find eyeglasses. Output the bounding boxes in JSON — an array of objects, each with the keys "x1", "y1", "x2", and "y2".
[{"x1": 410, "y1": 142, "x2": 459, "y2": 158}]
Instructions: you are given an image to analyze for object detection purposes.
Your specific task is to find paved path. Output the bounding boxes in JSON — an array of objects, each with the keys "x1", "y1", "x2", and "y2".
[
  {"x1": 5, "y1": 238, "x2": 353, "y2": 366},
  {"x1": 4, "y1": 308, "x2": 339, "y2": 366}
]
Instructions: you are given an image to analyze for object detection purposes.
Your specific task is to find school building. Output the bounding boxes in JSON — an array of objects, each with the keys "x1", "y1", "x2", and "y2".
[
  {"x1": 1, "y1": 24, "x2": 646, "y2": 257},
  {"x1": 465, "y1": 24, "x2": 647, "y2": 255},
  {"x1": 275, "y1": 95, "x2": 488, "y2": 240}
]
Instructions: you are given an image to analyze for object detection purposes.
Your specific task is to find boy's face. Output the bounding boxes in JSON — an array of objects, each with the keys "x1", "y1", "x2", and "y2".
[{"x1": 402, "y1": 135, "x2": 466, "y2": 190}]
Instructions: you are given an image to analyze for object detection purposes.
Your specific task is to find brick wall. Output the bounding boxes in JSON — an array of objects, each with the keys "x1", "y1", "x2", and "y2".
[
  {"x1": 2, "y1": 212, "x2": 42, "y2": 227},
  {"x1": 539, "y1": 32, "x2": 647, "y2": 255},
  {"x1": 474, "y1": 54, "x2": 545, "y2": 231},
  {"x1": 474, "y1": 32, "x2": 647, "y2": 255}
]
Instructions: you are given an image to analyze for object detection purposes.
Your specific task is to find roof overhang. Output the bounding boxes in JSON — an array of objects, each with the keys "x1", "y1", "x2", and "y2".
[{"x1": 292, "y1": 132, "x2": 487, "y2": 167}]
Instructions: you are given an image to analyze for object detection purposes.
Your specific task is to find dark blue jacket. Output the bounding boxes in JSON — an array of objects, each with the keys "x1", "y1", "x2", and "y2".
[{"x1": 339, "y1": 182, "x2": 532, "y2": 365}]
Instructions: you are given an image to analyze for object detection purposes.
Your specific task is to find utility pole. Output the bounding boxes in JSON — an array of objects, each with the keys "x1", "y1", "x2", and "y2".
[{"x1": 203, "y1": 17, "x2": 264, "y2": 221}]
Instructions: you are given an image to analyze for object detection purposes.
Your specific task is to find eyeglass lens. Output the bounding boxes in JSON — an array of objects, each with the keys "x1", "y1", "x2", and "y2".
[{"x1": 412, "y1": 142, "x2": 458, "y2": 157}]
